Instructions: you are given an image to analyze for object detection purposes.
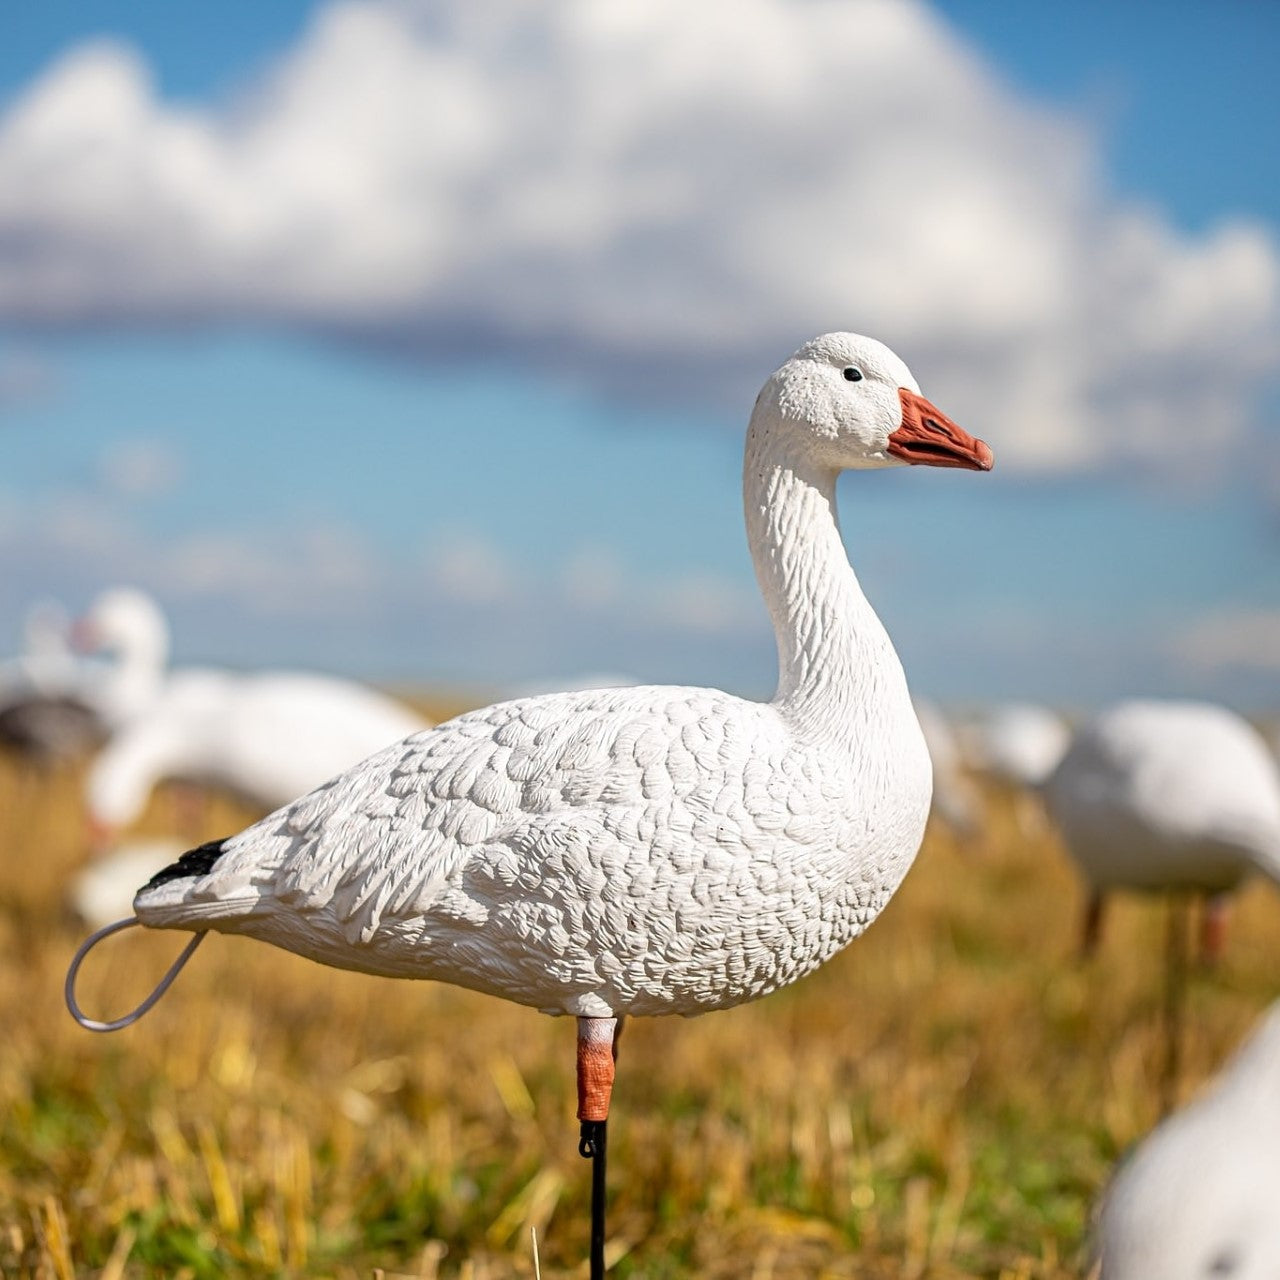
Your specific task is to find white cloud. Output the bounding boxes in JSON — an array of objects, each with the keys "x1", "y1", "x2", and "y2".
[
  {"x1": 1172, "y1": 609, "x2": 1280, "y2": 674},
  {"x1": 423, "y1": 530, "x2": 514, "y2": 604},
  {"x1": 0, "y1": 0, "x2": 1275, "y2": 475},
  {"x1": 0, "y1": 484, "x2": 771, "y2": 687},
  {"x1": 560, "y1": 545, "x2": 624, "y2": 609},
  {"x1": 98, "y1": 437, "x2": 183, "y2": 497},
  {"x1": 654, "y1": 572, "x2": 761, "y2": 635}
]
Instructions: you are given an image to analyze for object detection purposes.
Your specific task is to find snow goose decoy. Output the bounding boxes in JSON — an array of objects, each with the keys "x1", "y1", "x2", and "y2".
[
  {"x1": 1095, "y1": 1000, "x2": 1280, "y2": 1280},
  {"x1": 73, "y1": 587, "x2": 171, "y2": 732},
  {"x1": 0, "y1": 601, "x2": 103, "y2": 764},
  {"x1": 66, "y1": 333, "x2": 993, "y2": 1275},
  {"x1": 963, "y1": 701, "x2": 1070, "y2": 839},
  {"x1": 1044, "y1": 699, "x2": 1280, "y2": 1108},
  {"x1": 69, "y1": 839, "x2": 189, "y2": 932},
  {"x1": 964, "y1": 701, "x2": 1070, "y2": 789}
]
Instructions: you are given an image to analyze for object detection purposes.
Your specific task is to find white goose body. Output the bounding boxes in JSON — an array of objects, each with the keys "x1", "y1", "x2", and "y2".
[
  {"x1": 1045, "y1": 700, "x2": 1280, "y2": 895},
  {"x1": 133, "y1": 334, "x2": 991, "y2": 1021},
  {"x1": 1097, "y1": 1000, "x2": 1280, "y2": 1280}
]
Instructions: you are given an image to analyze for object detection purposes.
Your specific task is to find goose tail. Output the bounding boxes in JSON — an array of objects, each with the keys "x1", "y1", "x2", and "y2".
[{"x1": 132, "y1": 837, "x2": 262, "y2": 928}]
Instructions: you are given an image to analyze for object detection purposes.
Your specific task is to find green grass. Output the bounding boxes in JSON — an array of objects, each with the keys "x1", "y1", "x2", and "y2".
[{"x1": 1, "y1": 718, "x2": 1276, "y2": 1278}]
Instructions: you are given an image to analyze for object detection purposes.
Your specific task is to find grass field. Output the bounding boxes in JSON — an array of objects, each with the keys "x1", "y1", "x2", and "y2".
[{"x1": 1, "y1": 700, "x2": 1277, "y2": 1279}]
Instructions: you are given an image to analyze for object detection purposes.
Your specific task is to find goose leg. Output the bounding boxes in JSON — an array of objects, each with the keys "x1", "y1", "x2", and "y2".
[
  {"x1": 1079, "y1": 889, "x2": 1106, "y2": 958},
  {"x1": 577, "y1": 1016, "x2": 618, "y2": 1280},
  {"x1": 168, "y1": 780, "x2": 211, "y2": 839},
  {"x1": 1198, "y1": 892, "x2": 1231, "y2": 967}
]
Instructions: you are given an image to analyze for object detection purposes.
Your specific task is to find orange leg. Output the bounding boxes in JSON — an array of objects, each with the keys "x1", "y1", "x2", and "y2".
[
  {"x1": 1079, "y1": 889, "x2": 1105, "y2": 959},
  {"x1": 1199, "y1": 892, "x2": 1231, "y2": 967}
]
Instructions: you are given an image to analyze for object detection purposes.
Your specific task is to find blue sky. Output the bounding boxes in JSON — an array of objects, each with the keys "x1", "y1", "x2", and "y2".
[{"x1": 0, "y1": 1, "x2": 1277, "y2": 710}]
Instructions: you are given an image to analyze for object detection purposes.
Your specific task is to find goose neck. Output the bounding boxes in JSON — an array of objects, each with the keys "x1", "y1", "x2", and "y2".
[{"x1": 743, "y1": 417, "x2": 908, "y2": 738}]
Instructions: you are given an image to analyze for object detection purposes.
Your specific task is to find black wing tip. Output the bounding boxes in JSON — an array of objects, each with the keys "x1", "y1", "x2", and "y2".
[{"x1": 141, "y1": 838, "x2": 230, "y2": 892}]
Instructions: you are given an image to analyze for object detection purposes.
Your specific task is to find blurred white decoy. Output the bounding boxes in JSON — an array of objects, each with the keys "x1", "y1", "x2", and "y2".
[
  {"x1": 963, "y1": 701, "x2": 1070, "y2": 840},
  {"x1": 87, "y1": 670, "x2": 430, "y2": 840},
  {"x1": 1, "y1": 600, "x2": 76, "y2": 692},
  {"x1": 1045, "y1": 700, "x2": 1280, "y2": 1111},
  {"x1": 70, "y1": 333, "x2": 993, "y2": 1277},
  {"x1": 70, "y1": 839, "x2": 187, "y2": 931},
  {"x1": 74, "y1": 587, "x2": 171, "y2": 731},
  {"x1": 964, "y1": 701, "x2": 1070, "y2": 789},
  {"x1": 1045, "y1": 699, "x2": 1280, "y2": 956},
  {"x1": 0, "y1": 601, "x2": 103, "y2": 762},
  {"x1": 915, "y1": 699, "x2": 982, "y2": 839},
  {"x1": 1096, "y1": 1000, "x2": 1280, "y2": 1280}
]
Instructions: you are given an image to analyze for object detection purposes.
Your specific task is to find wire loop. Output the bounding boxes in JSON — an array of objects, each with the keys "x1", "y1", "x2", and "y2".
[{"x1": 65, "y1": 917, "x2": 205, "y2": 1032}]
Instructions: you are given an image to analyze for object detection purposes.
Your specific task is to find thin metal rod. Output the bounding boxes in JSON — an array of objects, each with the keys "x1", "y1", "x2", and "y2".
[
  {"x1": 579, "y1": 1118, "x2": 608, "y2": 1279},
  {"x1": 65, "y1": 917, "x2": 206, "y2": 1032}
]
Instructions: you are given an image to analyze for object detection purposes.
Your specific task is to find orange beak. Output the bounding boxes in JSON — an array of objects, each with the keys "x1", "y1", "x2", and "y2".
[
  {"x1": 86, "y1": 816, "x2": 115, "y2": 856},
  {"x1": 889, "y1": 389, "x2": 993, "y2": 471},
  {"x1": 70, "y1": 618, "x2": 98, "y2": 653}
]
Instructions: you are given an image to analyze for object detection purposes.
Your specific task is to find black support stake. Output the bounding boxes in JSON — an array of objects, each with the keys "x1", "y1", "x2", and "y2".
[{"x1": 579, "y1": 1118, "x2": 608, "y2": 1278}]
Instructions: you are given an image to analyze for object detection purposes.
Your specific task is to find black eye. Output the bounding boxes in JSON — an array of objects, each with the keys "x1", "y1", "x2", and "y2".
[{"x1": 842, "y1": 367, "x2": 863, "y2": 382}]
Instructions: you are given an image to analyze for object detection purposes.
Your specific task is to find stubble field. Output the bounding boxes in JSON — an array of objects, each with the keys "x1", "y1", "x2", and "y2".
[{"x1": 1, "y1": 700, "x2": 1276, "y2": 1279}]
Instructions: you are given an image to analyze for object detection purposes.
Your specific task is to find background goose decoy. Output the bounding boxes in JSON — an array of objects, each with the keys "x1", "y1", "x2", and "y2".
[
  {"x1": 72, "y1": 587, "x2": 172, "y2": 734},
  {"x1": 1044, "y1": 699, "x2": 1280, "y2": 1110},
  {"x1": 0, "y1": 601, "x2": 103, "y2": 765},
  {"x1": 1045, "y1": 699, "x2": 1280, "y2": 960},
  {"x1": 85, "y1": 669, "x2": 430, "y2": 849},
  {"x1": 1095, "y1": 1000, "x2": 1280, "y2": 1280},
  {"x1": 961, "y1": 700, "x2": 1070, "y2": 840}
]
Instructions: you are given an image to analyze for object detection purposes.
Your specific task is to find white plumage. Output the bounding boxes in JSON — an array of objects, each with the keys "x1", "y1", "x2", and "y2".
[
  {"x1": 1096, "y1": 1000, "x2": 1280, "y2": 1280},
  {"x1": 70, "y1": 839, "x2": 187, "y2": 931},
  {"x1": 132, "y1": 333, "x2": 992, "y2": 1024},
  {"x1": 0, "y1": 600, "x2": 77, "y2": 697},
  {"x1": 88, "y1": 670, "x2": 430, "y2": 833},
  {"x1": 74, "y1": 587, "x2": 171, "y2": 732},
  {"x1": 0, "y1": 601, "x2": 103, "y2": 761},
  {"x1": 0, "y1": 589, "x2": 171, "y2": 760},
  {"x1": 1045, "y1": 700, "x2": 1280, "y2": 897},
  {"x1": 964, "y1": 701, "x2": 1070, "y2": 791}
]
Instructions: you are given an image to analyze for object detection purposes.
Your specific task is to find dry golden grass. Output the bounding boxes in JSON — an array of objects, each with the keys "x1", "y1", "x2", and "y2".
[{"x1": 1, "y1": 705, "x2": 1276, "y2": 1278}]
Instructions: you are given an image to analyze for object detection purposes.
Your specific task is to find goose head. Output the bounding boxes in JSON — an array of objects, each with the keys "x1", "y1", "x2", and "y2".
[
  {"x1": 74, "y1": 587, "x2": 170, "y2": 666},
  {"x1": 758, "y1": 333, "x2": 993, "y2": 472}
]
